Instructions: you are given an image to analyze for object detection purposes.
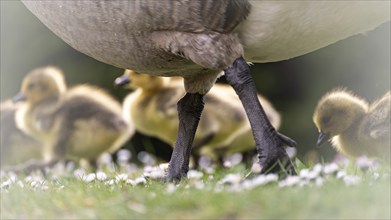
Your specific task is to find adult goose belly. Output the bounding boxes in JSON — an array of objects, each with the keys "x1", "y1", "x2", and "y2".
[
  {"x1": 21, "y1": 0, "x2": 247, "y2": 76},
  {"x1": 239, "y1": 1, "x2": 390, "y2": 62}
]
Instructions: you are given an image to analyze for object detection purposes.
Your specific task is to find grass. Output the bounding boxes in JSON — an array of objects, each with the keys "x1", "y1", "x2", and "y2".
[{"x1": 1, "y1": 159, "x2": 390, "y2": 219}]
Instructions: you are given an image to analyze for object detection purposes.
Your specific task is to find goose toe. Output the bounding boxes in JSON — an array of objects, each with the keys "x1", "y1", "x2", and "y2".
[{"x1": 259, "y1": 145, "x2": 296, "y2": 176}]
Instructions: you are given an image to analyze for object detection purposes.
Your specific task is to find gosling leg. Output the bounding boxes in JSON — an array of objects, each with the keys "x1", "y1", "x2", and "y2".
[
  {"x1": 224, "y1": 57, "x2": 296, "y2": 175},
  {"x1": 166, "y1": 93, "x2": 204, "y2": 182}
]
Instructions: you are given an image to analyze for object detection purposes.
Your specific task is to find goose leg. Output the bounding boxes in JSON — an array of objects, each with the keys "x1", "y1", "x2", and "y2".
[
  {"x1": 166, "y1": 93, "x2": 204, "y2": 182},
  {"x1": 224, "y1": 57, "x2": 296, "y2": 175}
]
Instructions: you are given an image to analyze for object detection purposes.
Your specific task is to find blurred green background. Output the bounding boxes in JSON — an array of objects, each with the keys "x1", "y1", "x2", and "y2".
[{"x1": 1, "y1": 1, "x2": 390, "y2": 164}]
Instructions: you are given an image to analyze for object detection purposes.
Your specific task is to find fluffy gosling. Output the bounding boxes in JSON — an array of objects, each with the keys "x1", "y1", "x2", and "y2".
[
  {"x1": 12, "y1": 66, "x2": 133, "y2": 172},
  {"x1": 313, "y1": 89, "x2": 390, "y2": 161},
  {"x1": 116, "y1": 69, "x2": 281, "y2": 163},
  {"x1": 0, "y1": 100, "x2": 42, "y2": 167}
]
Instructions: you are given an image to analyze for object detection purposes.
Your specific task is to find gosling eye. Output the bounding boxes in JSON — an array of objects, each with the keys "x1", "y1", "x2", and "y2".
[
  {"x1": 132, "y1": 71, "x2": 141, "y2": 75},
  {"x1": 27, "y1": 83, "x2": 35, "y2": 90},
  {"x1": 321, "y1": 116, "x2": 331, "y2": 125},
  {"x1": 27, "y1": 83, "x2": 47, "y2": 92}
]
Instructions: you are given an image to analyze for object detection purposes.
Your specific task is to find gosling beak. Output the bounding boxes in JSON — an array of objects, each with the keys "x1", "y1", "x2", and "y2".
[
  {"x1": 114, "y1": 75, "x2": 130, "y2": 87},
  {"x1": 316, "y1": 131, "x2": 330, "y2": 147},
  {"x1": 12, "y1": 92, "x2": 27, "y2": 103}
]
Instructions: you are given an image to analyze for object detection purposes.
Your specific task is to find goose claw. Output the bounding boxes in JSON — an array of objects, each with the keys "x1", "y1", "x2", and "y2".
[{"x1": 259, "y1": 133, "x2": 297, "y2": 176}]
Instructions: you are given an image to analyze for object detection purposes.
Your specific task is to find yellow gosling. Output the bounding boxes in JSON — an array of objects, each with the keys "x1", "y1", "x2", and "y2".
[
  {"x1": 13, "y1": 66, "x2": 133, "y2": 172},
  {"x1": 116, "y1": 69, "x2": 281, "y2": 162},
  {"x1": 313, "y1": 89, "x2": 390, "y2": 161}
]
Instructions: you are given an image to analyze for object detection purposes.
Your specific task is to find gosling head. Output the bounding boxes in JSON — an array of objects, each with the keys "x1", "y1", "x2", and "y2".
[
  {"x1": 313, "y1": 89, "x2": 368, "y2": 146},
  {"x1": 114, "y1": 69, "x2": 168, "y2": 91},
  {"x1": 14, "y1": 66, "x2": 67, "y2": 104}
]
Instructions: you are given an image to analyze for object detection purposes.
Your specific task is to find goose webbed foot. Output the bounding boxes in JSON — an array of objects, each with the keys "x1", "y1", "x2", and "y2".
[
  {"x1": 165, "y1": 93, "x2": 204, "y2": 183},
  {"x1": 258, "y1": 131, "x2": 296, "y2": 175},
  {"x1": 224, "y1": 57, "x2": 297, "y2": 176}
]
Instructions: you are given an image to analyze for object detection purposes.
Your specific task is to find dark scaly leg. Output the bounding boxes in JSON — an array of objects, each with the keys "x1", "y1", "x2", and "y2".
[
  {"x1": 224, "y1": 57, "x2": 296, "y2": 175},
  {"x1": 166, "y1": 93, "x2": 205, "y2": 182}
]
